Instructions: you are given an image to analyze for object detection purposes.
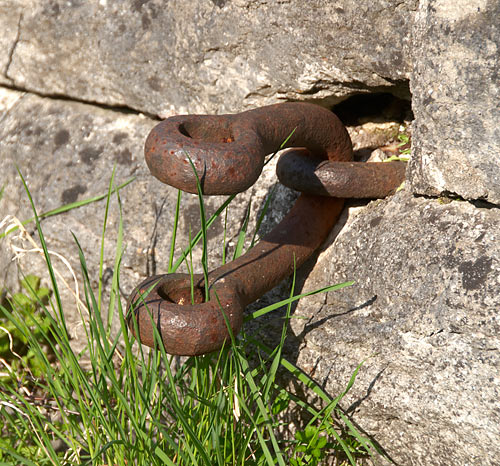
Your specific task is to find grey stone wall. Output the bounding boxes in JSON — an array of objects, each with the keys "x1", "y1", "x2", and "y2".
[
  {"x1": 292, "y1": 191, "x2": 500, "y2": 466},
  {"x1": 409, "y1": 0, "x2": 500, "y2": 204},
  {"x1": 1, "y1": 0, "x2": 414, "y2": 115}
]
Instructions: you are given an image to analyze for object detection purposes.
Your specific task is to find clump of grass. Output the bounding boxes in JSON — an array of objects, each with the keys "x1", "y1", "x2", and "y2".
[
  {"x1": 0, "y1": 168, "x2": 382, "y2": 465},
  {"x1": 0, "y1": 274, "x2": 52, "y2": 382}
]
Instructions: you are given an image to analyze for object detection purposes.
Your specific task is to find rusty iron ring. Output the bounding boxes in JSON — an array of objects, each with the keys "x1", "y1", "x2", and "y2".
[
  {"x1": 128, "y1": 102, "x2": 353, "y2": 355},
  {"x1": 128, "y1": 102, "x2": 405, "y2": 355},
  {"x1": 144, "y1": 102, "x2": 352, "y2": 195},
  {"x1": 127, "y1": 186, "x2": 345, "y2": 355}
]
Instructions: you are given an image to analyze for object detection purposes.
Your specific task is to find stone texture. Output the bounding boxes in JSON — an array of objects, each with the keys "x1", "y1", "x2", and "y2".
[
  {"x1": 0, "y1": 0, "x2": 23, "y2": 87},
  {"x1": 290, "y1": 191, "x2": 500, "y2": 465},
  {"x1": 408, "y1": 0, "x2": 500, "y2": 205},
  {"x1": 1, "y1": 0, "x2": 414, "y2": 116},
  {"x1": 0, "y1": 87, "x2": 295, "y2": 352}
]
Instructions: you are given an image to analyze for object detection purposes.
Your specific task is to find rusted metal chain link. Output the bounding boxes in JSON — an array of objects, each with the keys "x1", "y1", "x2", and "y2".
[
  {"x1": 144, "y1": 102, "x2": 352, "y2": 195},
  {"x1": 128, "y1": 102, "x2": 405, "y2": 355},
  {"x1": 127, "y1": 194, "x2": 344, "y2": 355},
  {"x1": 277, "y1": 151, "x2": 406, "y2": 198}
]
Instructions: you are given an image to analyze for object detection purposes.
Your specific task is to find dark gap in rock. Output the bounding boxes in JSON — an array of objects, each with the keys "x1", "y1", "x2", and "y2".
[
  {"x1": 414, "y1": 193, "x2": 500, "y2": 210},
  {"x1": 470, "y1": 199, "x2": 499, "y2": 210},
  {"x1": 332, "y1": 92, "x2": 413, "y2": 126},
  {"x1": 0, "y1": 82, "x2": 160, "y2": 121}
]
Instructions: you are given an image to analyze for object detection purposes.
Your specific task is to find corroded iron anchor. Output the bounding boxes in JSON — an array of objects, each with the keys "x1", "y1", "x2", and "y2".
[{"x1": 127, "y1": 102, "x2": 405, "y2": 355}]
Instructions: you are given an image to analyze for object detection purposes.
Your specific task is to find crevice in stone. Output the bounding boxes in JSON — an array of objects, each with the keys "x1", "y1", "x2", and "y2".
[
  {"x1": 469, "y1": 199, "x2": 500, "y2": 210},
  {"x1": 440, "y1": 191, "x2": 499, "y2": 210},
  {"x1": 4, "y1": 13, "x2": 22, "y2": 80},
  {"x1": 332, "y1": 92, "x2": 413, "y2": 126},
  {"x1": 0, "y1": 82, "x2": 160, "y2": 121},
  {"x1": 279, "y1": 74, "x2": 412, "y2": 108},
  {"x1": 413, "y1": 192, "x2": 500, "y2": 210}
]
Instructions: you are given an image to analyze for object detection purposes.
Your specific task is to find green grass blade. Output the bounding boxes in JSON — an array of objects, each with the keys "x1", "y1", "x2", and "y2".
[
  {"x1": 171, "y1": 194, "x2": 236, "y2": 272},
  {"x1": 183, "y1": 152, "x2": 210, "y2": 301},
  {"x1": 338, "y1": 412, "x2": 378, "y2": 460},
  {"x1": 107, "y1": 187, "x2": 124, "y2": 333},
  {"x1": 249, "y1": 185, "x2": 276, "y2": 249},
  {"x1": 168, "y1": 190, "x2": 182, "y2": 272},
  {"x1": 238, "y1": 356, "x2": 286, "y2": 466},
  {"x1": 153, "y1": 447, "x2": 177, "y2": 466},
  {"x1": 262, "y1": 257, "x2": 297, "y2": 401},
  {"x1": 214, "y1": 292, "x2": 286, "y2": 466},
  {"x1": 0, "y1": 447, "x2": 39, "y2": 466},
  {"x1": 326, "y1": 425, "x2": 357, "y2": 465},
  {"x1": 249, "y1": 337, "x2": 332, "y2": 405},
  {"x1": 0, "y1": 176, "x2": 135, "y2": 239},
  {"x1": 253, "y1": 340, "x2": 372, "y2": 463},
  {"x1": 222, "y1": 206, "x2": 229, "y2": 265},
  {"x1": 233, "y1": 201, "x2": 251, "y2": 260},
  {"x1": 246, "y1": 281, "x2": 354, "y2": 321},
  {"x1": 72, "y1": 232, "x2": 110, "y2": 355},
  {"x1": 233, "y1": 389, "x2": 277, "y2": 466},
  {"x1": 16, "y1": 168, "x2": 65, "y2": 330},
  {"x1": 188, "y1": 226, "x2": 195, "y2": 303},
  {"x1": 98, "y1": 167, "x2": 117, "y2": 312},
  {"x1": 264, "y1": 127, "x2": 297, "y2": 167}
]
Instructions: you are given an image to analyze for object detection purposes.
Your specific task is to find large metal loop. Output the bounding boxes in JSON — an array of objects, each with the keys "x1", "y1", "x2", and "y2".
[
  {"x1": 128, "y1": 102, "x2": 404, "y2": 355},
  {"x1": 144, "y1": 102, "x2": 352, "y2": 195},
  {"x1": 127, "y1": 187, "x2": 344, "y2": 355}
]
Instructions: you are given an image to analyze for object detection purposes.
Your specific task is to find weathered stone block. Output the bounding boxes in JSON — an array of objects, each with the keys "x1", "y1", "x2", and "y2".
[
  {"x1": 409, "y1": 0, "x2": 500, "y2": 204},
  {"x1": 2, "y1": 0, "x2": 414, "y2": 115},
  {"x1": 291, "y1": 191, "x2": 500, "y2": 465}
]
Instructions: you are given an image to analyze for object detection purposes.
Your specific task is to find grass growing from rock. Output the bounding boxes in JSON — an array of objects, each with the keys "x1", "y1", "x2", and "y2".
[{"x1": 0, "y1": 170, "x2": 380, "y2": 465}]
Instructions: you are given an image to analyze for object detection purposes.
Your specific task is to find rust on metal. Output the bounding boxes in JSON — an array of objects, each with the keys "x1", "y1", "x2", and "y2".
[
  {"x1": 144, "y1": 102, "x2": 352, "y2": 195},
  {"x1": 276, "y1": 152, "x2": 406, "y2": 198},
  {"x1": 128, "y1": 102, "x2": 406, "y2": 356},
  {"x1": 127, "y1": 192, "x2": 344, "y2": 355}
]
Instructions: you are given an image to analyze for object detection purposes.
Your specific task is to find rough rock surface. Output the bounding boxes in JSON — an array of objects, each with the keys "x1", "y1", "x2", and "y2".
[
  {"x1": 0, "y1": 0, "x2": 23, "y2": 87},
  {"x1": 0, "y1": 87, "x2": 295, "y2": 352},
  {"x1": 290, "y1": 191, "x2": 500, "y2": 466},
  {"x1": 1, "y1": 0, "x2": 414, "y2": 116},
  {"x1": 409, "y1": 0, "x2": 500, "y2": 204}
]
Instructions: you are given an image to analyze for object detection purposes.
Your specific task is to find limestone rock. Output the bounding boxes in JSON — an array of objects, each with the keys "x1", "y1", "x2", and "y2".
[
  {"x1": 408, "y1": 0, "x2": 500, "y2": 205},
  {"x1": 290, "y1": 191, "x2": 500, "y2": 465},
  {"x1": 1, "y1": 1, "x2": 498, "y2": 460},
  {"x1": 1, "y1": 0, "x2": 414, "y2": 116},
  {"x1": 0, "y1": 0, "x2": 23, "y2": 87}
]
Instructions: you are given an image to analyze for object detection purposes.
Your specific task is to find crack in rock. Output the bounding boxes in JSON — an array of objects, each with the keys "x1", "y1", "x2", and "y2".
[{"x1": 4, "y1": 13, "x2": 22, "y2": 80}]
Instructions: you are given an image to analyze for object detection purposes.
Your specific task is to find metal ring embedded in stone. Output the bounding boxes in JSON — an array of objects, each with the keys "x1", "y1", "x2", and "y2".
[
  {"x1": 128, "y1": 102, "x2": 405, "y2": 355},
  {"x1": 129, "y1": 102, "x2": 353, "y2": 355},
  {"x1": 276, "y1": 152, "x2": 407, "y2": 198},
  {"x1": 144, "y1": 102, "x2": 352, "y2": 195}
]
